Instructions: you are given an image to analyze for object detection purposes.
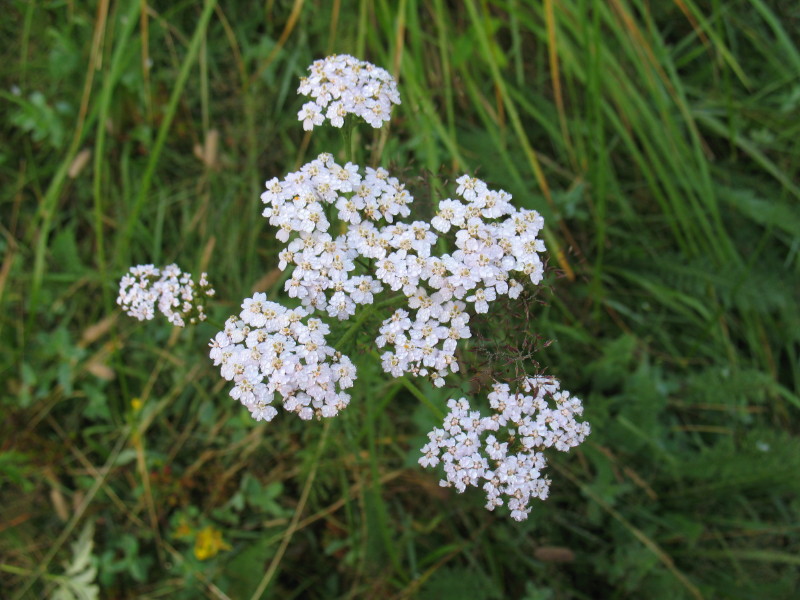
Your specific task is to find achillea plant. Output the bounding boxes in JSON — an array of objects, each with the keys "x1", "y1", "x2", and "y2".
[
  {"x1": 209, "y1": 298, "x2": 356, "y2": 422},
  {"x1": 419, "y1": 378, "x2": 590, "y2": 521},
  {"x1": 119, "y1": 55, "x2": 588, "y2": 521},
  {"x1": 297, "y1": 54, "x2": 401, "y2": 129},
  {"x1": 117, "y1": 264, "x2": 214, "y2": 327}
]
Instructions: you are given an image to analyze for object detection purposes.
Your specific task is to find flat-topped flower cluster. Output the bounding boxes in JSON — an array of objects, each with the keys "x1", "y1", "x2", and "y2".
[
  {"x1": 419, "y1": 377, "x2": 590, "y2": 521},
  {"x1": 209, "y1": 296, "x2": 355, "y2": 422},
  {"x1": 117, "y1": 264, "x2": 214, "y2": 327},
  {"x1": 256, "y1": 152, "x2": 547, "y2": 389},
  {"x1": 297, "y1": 54, "x2": 401, "y2": 130}
]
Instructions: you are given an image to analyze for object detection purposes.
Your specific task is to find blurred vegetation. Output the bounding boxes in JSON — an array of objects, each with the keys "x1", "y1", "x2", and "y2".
[{"x1": 1, "y1": 0, "x2": 799, "y2": 598}]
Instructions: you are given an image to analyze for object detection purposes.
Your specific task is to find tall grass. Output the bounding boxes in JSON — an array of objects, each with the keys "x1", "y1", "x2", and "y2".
[{"x1": 2, "y1": 0, "x2": 798, "y2": 598}]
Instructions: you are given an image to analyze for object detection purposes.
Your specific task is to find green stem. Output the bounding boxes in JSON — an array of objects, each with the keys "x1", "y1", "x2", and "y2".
[
  {"x1": 334, "y1": 293, "x2": 407, "y2": 350},
  {"x1": 0, "y1": 564, "x2": 34, "y2": 578},
  {"x1": 342, "y1": 120, "x2": 357, "y2": 163},
  {"x1": 203, "y1": 317, "x2": 226, "y2": 331},
  {"x1": 249, "y1": 420, "x2": 331, "y2": 600},
  {"x1": 368, "y1": 350, "x2": 445, "y2": 420},
  {"x1": 373, "y1": 294, "x2": 408, "y2": 310},
  {"x1": 400, "y1": 376, "x2": 445, "y2": 419},
  {"x1": 94, "y1": 1, "x2": 143, "y2": 314},
  {"x1": 335, "y1": 303, "x2": 374, "y2": 350},
  {"x1": 29, "y1": 0, "x2": 136, "y2": 324},
  {"x1": 119, "y1": 0, "x2": 218, "y2": 261}
]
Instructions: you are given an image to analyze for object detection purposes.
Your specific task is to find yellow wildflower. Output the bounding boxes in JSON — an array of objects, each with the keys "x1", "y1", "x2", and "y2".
[{"x1": 193, "y1": 526, "x2": 231, "y2": 561}]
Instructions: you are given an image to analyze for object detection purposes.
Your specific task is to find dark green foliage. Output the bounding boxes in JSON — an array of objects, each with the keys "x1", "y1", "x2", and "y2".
[{"x1": 1, "y1": 0, "x2": 798, "y2": 598}]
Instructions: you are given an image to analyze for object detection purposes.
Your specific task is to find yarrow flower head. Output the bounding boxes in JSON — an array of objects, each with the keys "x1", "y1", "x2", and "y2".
[
  {"x1": 119, "y1": 52, "x2": 591, "y2": 523},
  {"x1": 260, "y1": 153, "x2": 414, "y2": 317},
  {"x1": 419, "y1": 376, "x2": 590, "y2": 521},
  {"x1": 297, "y1": 54, "x2": 401, "y2": 130},
  {"x1": 209, "y1": 293, "x2": 356, "y2": 422},
  {"x1": 260, "y1": 153, "x2": 548, "y2": 390},
  {"x1": 372, "y1": 176, "x2": 546, "y2": 386},
  {"x1": 117, "y1": 264, "x2": 214, "y2": 327}
]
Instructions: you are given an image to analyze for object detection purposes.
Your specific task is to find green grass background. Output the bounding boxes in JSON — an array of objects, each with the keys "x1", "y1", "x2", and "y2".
[{"x1": 2, "y1": 0, "x2": 799, "y2": 598}]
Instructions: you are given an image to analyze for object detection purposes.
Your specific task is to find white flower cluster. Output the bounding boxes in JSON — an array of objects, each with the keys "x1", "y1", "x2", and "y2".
[
  {"x1": 209, "y1": 293, "x2": 356, "y2": 422},
  {"x1": 431, "y1": 174, "x2": 547, "y2": 300},
  {"x1": 419, "y1": 376, "x2": 590, "y2": 521},
  {"x1": 260, "y1": 153, "x2": 549, "y2": 388},
  {"x1": 117, "y1": 264, "x2": 214, "y2": 327},
  {"x1": 117, "y1": 54, "x2": 588, "y2": 522},
  {"x1": 297, "y1": 54, "x2": 401, "y2": 130},
  {"x1": 376, "y1": 302, "x2": 469, "y2": 387},
  {"x1": 261, "y1": 152, "x2": 410, "y2": 318},
  {"x1": 373, "y1": 175, "x2": 547, "y2": 385}
]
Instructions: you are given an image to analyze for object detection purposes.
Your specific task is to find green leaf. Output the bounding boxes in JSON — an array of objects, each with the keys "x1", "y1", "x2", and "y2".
[{"x1": 50, "y1": 522, "x2": 99, "y2": 600}]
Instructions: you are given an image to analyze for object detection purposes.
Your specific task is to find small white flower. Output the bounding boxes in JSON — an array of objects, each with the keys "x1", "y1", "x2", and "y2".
[
  {"x1": 297, "y1": 55, "x2": 401, "y2": 130},
  {"x1": 466, "y1": 287, "x2": 496, "y2": 314},
  {"x1": 298, "y1": 101, "x2": 324, "y2": 131}
]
